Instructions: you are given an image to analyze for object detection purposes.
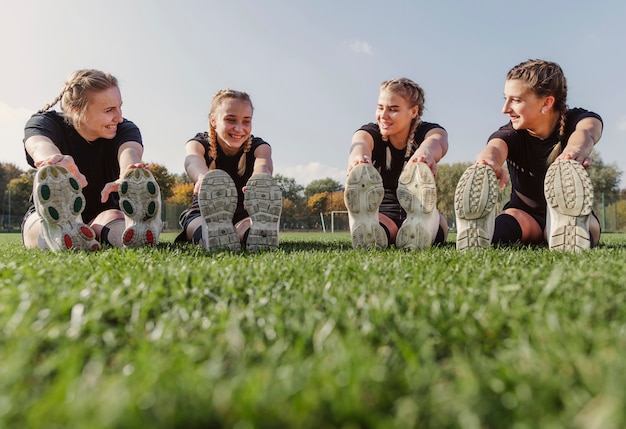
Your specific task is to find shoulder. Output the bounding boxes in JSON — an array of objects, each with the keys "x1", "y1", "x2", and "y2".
[
  {"x1": 566, "y1": 107, "x2": 602, "y2": 125},
  {"x1": 358, "y1": 122, "x2": 380, "y2": 136},
  {"x1": 189, "y1": 132, "x2": 209, "y2": 144},
  {"x1": 251, "y1": 136, "x2": 269, "y2": 149},
  {"x1": 488, "y1": 122, "x2": 518, "y2": 142},
  {"x1": 417, "y1": 121, "x2": 445, "y2": 133}
]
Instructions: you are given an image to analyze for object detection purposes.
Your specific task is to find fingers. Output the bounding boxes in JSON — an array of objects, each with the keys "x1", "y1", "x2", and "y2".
[{"x1": 101, "y1": 180, "x2": 121, "y2": 203}]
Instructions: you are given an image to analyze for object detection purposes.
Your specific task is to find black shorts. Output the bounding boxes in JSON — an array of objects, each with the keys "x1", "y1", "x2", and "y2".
[
  {"x1": 503, "y1": 192, "x2": 599, "y2": 231},
  {"x1": 175, "y1": 195, "x2": 248, "y2": 242}
]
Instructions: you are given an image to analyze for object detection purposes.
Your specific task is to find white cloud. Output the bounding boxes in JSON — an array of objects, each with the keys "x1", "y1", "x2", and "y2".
[
  {"x1": 344, "y1": 39, "x2": 374, "y2": 55},
  {"x1": 617, "y1": 115, "x2": 626, "y2": 132},
  {"x1": 0, "y1": 102, "x2": 33, "y2": 170},
  {"x1": 275, "y1": 161, "x2": 346, "y2": 187}
]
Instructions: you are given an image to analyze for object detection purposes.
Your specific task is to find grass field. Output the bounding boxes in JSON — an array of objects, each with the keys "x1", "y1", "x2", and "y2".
[{"x1": 1, "y1": 231, "x2": 626, "y2": 428}]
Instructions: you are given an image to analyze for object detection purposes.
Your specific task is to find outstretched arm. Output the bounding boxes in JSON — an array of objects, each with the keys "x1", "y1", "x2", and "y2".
[
  {"x1": 410, "y1": 127, "x2": 448, "y2": 177},
  {"x1": 347, "y1": 130, "x2": 375, "y2": 172},
  {"x1": 184, "y1": 140, "x2": 211, "y2": 195},
  {"x1": 557, "y1": 117, "x2": 603, "y2": 167},
  {"x1": 476, "y1": 138, "x2": 509, "y2": 189},
  {"x1": 25, "y1": 135, "x2": 88, "y2": 187},
  {"x1": 101, "y1": 141, "x2": 145, "y2": 202},
  {"x1": 252, "y1": 144, "x2": 273, "y2": 175}
]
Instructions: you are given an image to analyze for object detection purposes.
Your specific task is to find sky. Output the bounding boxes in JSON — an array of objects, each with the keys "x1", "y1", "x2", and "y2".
[{"x1": 1, "y1": 0, "x2": 625, "y2": 188}]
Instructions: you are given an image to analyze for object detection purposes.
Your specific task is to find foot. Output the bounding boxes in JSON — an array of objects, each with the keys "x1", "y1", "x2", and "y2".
[
  {"x1": 33, "y1": 165, "x2": 99, "y2": 251},
  {"x1": 454, "y1": 164, "x2": 499, "y2": 250},
  {"x1": 198, "y1": 170, "x2": 241, "y2": 251},
  {"x1": 544, "y1": 159, "x2": 593, "y2": 252},
  {"x1": 244, "y1": 173, "x2": 282, "y2": 252},
  {"x1": 396, "y1": 162, "x2": 439, "y2": 249},
  {"x1": 118, "y1": 168, "x2": 162, "y2": 247},
  {"x1": 344, "y1": 163, "x2": 387, "y2": 249}
]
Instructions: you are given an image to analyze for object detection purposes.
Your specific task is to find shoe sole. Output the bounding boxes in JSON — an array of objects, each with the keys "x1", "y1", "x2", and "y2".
[
  {"x1": 198, "y1": 170, "x2": 241, "y2": 251},
  {"x1": 455, "y1": 164, "x2": 499, "y2": 250},
  {"x1": 33, "y1": 165, "x2": 99, "y2": 251},
  {"x1": 244, "y1": 173, "x2": 282, "y2": 252},
  {"x1": 119, "y1": 168, "x2": 162, "y2": 247},
  {"x1": 396, "y1": 162, "x2": 438, "y2": 249},
  {"x1": 344, "y1": 163, "x2": 387, "y2": 249},
  {"x1": 545, "y1": 160, "x2": 593, "y2": 252}
]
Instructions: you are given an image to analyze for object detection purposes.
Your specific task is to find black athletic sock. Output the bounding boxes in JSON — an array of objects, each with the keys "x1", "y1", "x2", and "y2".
[
  {"x1": 492, "y1": 213, "x2": 522, "y2": 246},
  {"x1": 192, "y1": 227, "x2": 203, "y2": 244}
]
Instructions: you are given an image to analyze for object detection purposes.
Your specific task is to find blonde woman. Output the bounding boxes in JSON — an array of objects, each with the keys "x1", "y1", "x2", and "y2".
[
  {"x1": 345, "y1": 77, "x2": 449, "y2": 250},
  {"x1": 21, "y1": 69, "x2": 161, "y2": 251},
  {"x1": 176, "y1": 89, "x2": 282, "y2": 252},
  {"x1": 455, "y1": 59, "x2": 602, "y2": 251}
]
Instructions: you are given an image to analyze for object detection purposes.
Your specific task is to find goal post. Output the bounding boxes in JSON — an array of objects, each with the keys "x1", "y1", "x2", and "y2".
[{"x1": 330, "y1": 211, "x2": 349, "y2": 233}]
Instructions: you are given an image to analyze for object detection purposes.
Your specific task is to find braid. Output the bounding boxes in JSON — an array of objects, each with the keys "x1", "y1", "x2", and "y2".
[
  {"x1": 39, "y1": 89, "x2": 65, "y2": 113},
  {"x1": 208, "y1": 125, "x2": 218, "y2": 170},
  {"x1": 237, "y1": 136, "x2": 252, "y2": 176},
  {"x1": 547, "y1": 107, "x2": 568, "y2": 165},
  {"x1": 404, "y1": 117, "x2": 420, "y2": 161}
]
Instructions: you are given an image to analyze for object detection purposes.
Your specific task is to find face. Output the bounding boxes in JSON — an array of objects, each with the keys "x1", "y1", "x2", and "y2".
[
  {"x1": 376, "y1": 89, "x2": 418, "y2": 140},
  {"x1": 210, "y1": 98, "x2": 253, "y2": 153},
  {"x1": 502, "y1": 79, "x2": 550, "y2": 133},
  {"x1": 79, "y1": 86, "x2": 123, "y2": 141}
]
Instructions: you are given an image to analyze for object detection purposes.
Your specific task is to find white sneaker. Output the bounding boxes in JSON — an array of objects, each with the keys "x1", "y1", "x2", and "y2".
[
  {"x1": 396, "y1": 162, "x2": 439, "y2": 249},
  {"x1": 118, "y1": 167, "x2": 162, "y2": 247},
  {"x1": 244, "y1": 173, "x2": 282, "y2": 252},
  {"x1": 544, "y1": 160, "x2": 593, "y2": 252},
  {"x1": 454, "y1": 164, "x2": 499, "y2": 250},
  {"x1": 33, "y1": 165, "x2": 99, "y2": 251},
  {"x1": 198, "y1": 169, "x2": 241, "y2": 252},
  {"x1": 344, "y1": 163, "x2": 387, "y2": 249}
]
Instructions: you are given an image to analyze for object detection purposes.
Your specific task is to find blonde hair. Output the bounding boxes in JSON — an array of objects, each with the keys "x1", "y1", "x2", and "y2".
[
  {"x1": 506, "y1": 59, "x2": 568, "y2": 165},
  {"x1": 207, "y1": 89, "x2": 254, "y2": 176},
  {"x1": 379, "y1": 78, "x2": 425, "y2": 170},
  {"x1": 39, "y1": 69, "x2": 118, "y2": 130}
]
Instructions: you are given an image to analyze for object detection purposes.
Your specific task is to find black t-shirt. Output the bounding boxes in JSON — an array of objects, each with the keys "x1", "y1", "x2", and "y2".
[
  {"x1": 189, "y1": 132, "x2": 270, "y2": 220},
  {"x1": 24, "y1": 111, "x2": 143, "y2": 223},
  {"x1": 489, "y1": 107, "x2": 602, "y2": 205},
  {"x1": 358, "y1": 121, "x2": 444, "y2": 190}
]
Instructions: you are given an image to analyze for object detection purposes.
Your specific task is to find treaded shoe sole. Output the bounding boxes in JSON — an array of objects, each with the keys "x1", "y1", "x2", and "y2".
[
  {"x1": 119, "y1": 168, "x2": 162, "y2": 247},
  {"x1": 396, "y1": 162, "x2": 439, "y2": 249},
  {"x1": 198, "y1": 170, "x2": 240, "y2": 252},
  {"x1": 545, "y1": 160, "x2": 593, "y2": 252},
  {"x1": 344, "y1": 163, "x2": 387, "y2": 249},
  {"x1": 455, "y1": 164, "x2": 499, "y2": 250},
  {"x1": 244, "y1": 173, "x2": 282, "y2": 252},
  {"x1": 33, "y1": 165, "x2": 99, "y2": 251}
]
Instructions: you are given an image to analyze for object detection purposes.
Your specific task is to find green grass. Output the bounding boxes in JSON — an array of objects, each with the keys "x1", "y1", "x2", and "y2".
[{"x1": 1, "y1": 232, "x2": 626, "y2": 428}]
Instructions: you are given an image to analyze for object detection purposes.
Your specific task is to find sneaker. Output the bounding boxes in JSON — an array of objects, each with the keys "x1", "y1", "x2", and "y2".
[
  {"x1": 454, "y1": 163, "x2": 499, "y2": 250},
  {"x1": 244, "y1": 173, "x2": 282, "y2": 252},
  {"x1": 544, "y1": 160, "x2": 593, "y2": 252},
  {"x1": 33, "y1": 165, "x2": 100, "y2": 251},
  {"x1": 344, "y1": 163, "x2": 387, "y2": 249},
  {"x1": 198, "y1": 169, "x2": 241, "y2": 252},
  {"x1": 118, "y1": 167, "x2": 162, "y2": 247},
  {"x1": 396, "y1": 162, "x2": 439, "y2": 249}
]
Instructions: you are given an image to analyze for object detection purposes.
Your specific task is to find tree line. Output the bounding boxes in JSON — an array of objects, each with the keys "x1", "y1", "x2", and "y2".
[{"x1": 1, "y1": 149, "x2": 624, "y2": 232}]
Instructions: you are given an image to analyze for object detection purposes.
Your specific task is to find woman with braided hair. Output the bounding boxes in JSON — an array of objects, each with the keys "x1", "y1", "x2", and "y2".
[
  {"x1": 21, "y1": 69, "x2": 162, "y2": 251},
  {"x1": 176, "y1": 89, "x2": 282, "y2": 252},
  {"x1": 345, "y1": 77, "x2": 449, "y2": 249},
  {"x1": 454, "y1": 59, "x2": 603, "y2": 251}
]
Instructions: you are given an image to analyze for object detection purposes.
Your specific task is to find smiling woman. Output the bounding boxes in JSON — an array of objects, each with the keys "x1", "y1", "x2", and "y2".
[{"x1": 20, "y1": 69, "x2": 162, "y2": 251}]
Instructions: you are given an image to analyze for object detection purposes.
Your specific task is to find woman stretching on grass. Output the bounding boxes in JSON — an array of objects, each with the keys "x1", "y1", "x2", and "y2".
[
  {"x1": 176, "y1": 89, "x2": 282, "y2": 252},
  {"x1": 454, "y1": 59, "x2": 603, "y2": 252},
  {"x1": 21, "y1": 69, "x2": 162, "y2": 251},
  {"x1": 345, "y1": 77, "x2": 449, "y2": 249}
]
